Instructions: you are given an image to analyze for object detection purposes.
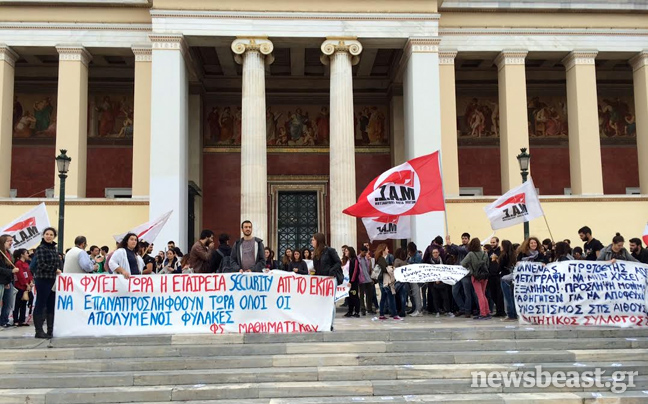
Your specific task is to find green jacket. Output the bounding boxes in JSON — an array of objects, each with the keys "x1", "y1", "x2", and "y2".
[{"x1": 461, "y1": 251, "x2": 488, "y2": 277}]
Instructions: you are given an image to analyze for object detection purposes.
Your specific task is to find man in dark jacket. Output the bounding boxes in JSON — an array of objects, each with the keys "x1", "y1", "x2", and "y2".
[
  {"x1": 422, "y1": 236, "x2": 447, "y2": 264},
  {"x1": 209, "y1": 233, "x2": 232, "y2": 273},
  {"x1": 230, "y1": 221, "x2": 265, "y2": 273},
  {"x1": 629, "y1": 238, "x2": 648, "y2": 264}
]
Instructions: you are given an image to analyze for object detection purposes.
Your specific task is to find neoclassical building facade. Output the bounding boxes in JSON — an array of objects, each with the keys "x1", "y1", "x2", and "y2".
[{"x1": 1, "y1": 0, "x2": 647, "y2": 252}]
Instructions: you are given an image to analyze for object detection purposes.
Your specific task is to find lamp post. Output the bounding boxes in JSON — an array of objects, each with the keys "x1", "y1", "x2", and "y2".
[
  {"x1": 55, "y1": 150, "x2": 71, "y2": 255},
  {"x1": 516, "y1": 147, "x2": 531, "y2": 240}
]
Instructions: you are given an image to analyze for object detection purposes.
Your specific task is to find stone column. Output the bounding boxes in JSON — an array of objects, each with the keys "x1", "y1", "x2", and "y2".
[
  {"x1": 439, "y1": 50, "x2": 460, "y2": 197},
  {"x1": 55, "y1": 46, "x2": 92, "y2": 198},
  {"x1": 562, "y1": 51, "x2": 603, "y2": 195},
  {"x1": 149, "y1": 35, "x2": 189, "y2": 250},
  {"x1": 630, "y1": 51, "x2": 648, "y2": 194},
  {"x1": 131, "y1": 45, "x2": 152, "y2": 198},
  {"x1": 188, "y1": 93, "x2": 203, "y2": 242},
  {"x1": 403, "y1": 37, "x2": 444, "y2": 242},
  {"x1": 232, "y1": 38, "x2": 274, "y2": 242},
  {"x1": 0, "y1": 45, "x2": 18, "y2": 198},
  {"x1": 390, "y1": 95, "x2": 405, "y2": 166},
  {"x1": 321, "y1": 38, "x2": 362, "y2": 251},
  {"x1": 496, "y1": 50, "x2": 530, "y2": 192}
]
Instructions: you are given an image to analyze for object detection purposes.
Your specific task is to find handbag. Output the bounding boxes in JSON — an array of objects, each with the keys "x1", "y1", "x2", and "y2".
[{"x1": 370, "y1": 263, "x2": 381, "y2": 281}]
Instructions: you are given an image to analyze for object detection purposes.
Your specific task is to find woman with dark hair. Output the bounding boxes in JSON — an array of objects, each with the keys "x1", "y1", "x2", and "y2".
[
  {"x1": 461, "y1": 238, "x2": 491, "y2": 320},
  {"x1": 162, "y1": 249, "x2": 182, "y2": 273},
  {"x1": 109, "y1": 233, "x2": 144, "y2": 278},
  {"x1": 597, "y1": 233, "x2": 638, "y2": 262},
  {"x1": 0, "y1": 235, "x2": 19, "y2": 327},
  {"x1": 554, "y1": 241, "x2": 573, "y2": 262},
  {"x1": 344, "y1": 247, "x2": 360, "y2": 317},
  {"x1": 32, "y1": 227, "x2": 61, "y2": 338},
  {"x1": 516, "y1": 237, "x2": 548, "y2": 264},
  {"x1": 311, "y1": 233, "x2": 342, "y2": 279},
  {"x1": 289, "y1": 249, "x2": 308, "y2": 275},
  {"x1": 375, "y1": 243, "x2": 402, "y2": 321},
  {"x1": 264, "y1": 247, "x2": 279, "y2": 271},
  {"x1": 12, "y1": 248, "x2": 32, "y2": 327},
  {"x1": 302, "y1": 248, "x2": 312, "y2": 261},
  {"x1": 281, "y1": 248, "x2": 293, "y2": 271},
  {"x1": 499, "y1": 240, "x2": 518, "y2": 321}
]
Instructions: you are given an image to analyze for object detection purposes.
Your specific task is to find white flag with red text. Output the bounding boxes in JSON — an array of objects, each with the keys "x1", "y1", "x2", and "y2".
[
  {"x1": 113, "y1": 211, "x2": 173, "y2": 244},
  {"x1": 0, "y1": 203, "x2": 51, "y2": 250},
  {"x1": 362, "y1": 216, "x2": 411, "y2": 242},
  {"x1": 484, "y1": 178, "x2": 544, "y2": 230}
]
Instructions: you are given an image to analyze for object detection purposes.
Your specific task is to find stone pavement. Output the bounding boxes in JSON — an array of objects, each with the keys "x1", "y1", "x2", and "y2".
[{"x1": 0, "y1": 310, "x2": 646, "y2": 403}]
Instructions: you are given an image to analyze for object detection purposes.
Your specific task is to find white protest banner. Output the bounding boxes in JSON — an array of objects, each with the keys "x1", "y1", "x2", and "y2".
[
  {"x1": 394, "y1": 264, "x2": 468, "y2": 285},
  {"x1": 113, "y1": 210, "x2": 173, "y2": 244},
  {"x1": 484, "y1": 177, "x2": 544, "y2": 230},
  {"x1": 54, "y1": 271, "x2": 336, "y2": 337},
  {"x1": 1, "y1": 203, "x2": 50, "y2": 250},
  {"x1": 335, "y1": 264, "x2": 350, "y2": 303},
  {"x1": 514, "y1": 260, "x2": 648, "y2": 328},
  {"x1": 362, "y1": 216, "x2": 411, "y2": 242}
]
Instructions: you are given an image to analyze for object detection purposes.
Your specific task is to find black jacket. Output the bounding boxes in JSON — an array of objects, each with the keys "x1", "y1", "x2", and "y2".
[
  {"x1": 632, "y1": 247, "x2": 648, "y2": 264},
  {"x1": 34, "y1": 239, "x2": 60, "y2": 280},
  {"x1": 209, "y1": 243, "x2": 232, "y2": 273},
  {"x1": 287, "y1": 261, "x2": 308, "y2": 275},
  {"x1": 314, "y1": 247, "x2": 342, "y2": 278},
  {"x1": 230, "y1": 237, "x2": 265, "y2": 273},
  {"x1": 0, "y1": 252, "x2": 14, "y2": 285}
]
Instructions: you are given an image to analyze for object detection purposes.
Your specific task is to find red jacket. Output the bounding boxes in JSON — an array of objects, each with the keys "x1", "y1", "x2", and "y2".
[{"x1": 13, "y1": 260, "x2": 33, "y2": 291}]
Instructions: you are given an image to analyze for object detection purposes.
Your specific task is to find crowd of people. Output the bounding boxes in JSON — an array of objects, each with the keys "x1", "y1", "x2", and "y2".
[{"x1": 0, "y1": 220, "x2": 647, "y2": 338}]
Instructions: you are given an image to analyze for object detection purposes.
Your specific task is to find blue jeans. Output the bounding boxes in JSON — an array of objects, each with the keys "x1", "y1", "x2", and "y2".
[
  {"x1": 379, "y1": 286, "x2": 398, "y2": 317},
  {"x1": 501, "y1": 279, "x2": 517, "y2": 319},
  {"x1": 452, "y1": 275, "x2": 477, "y2": 314},
  {"x1": 394, "y1": 282, "x2": 409, "y2": 316},
  {"x1": 0, "y1": 285, "x2": 15, "y2": 325}
]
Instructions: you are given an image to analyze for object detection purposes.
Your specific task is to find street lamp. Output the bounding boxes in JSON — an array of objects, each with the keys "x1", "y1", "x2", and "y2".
[
  {"x1": 516, "y1": 147, "x2": 531, "y2": 240},
  {"x1": 55, "y1": 150, "x2": 71, "y2": 255}
]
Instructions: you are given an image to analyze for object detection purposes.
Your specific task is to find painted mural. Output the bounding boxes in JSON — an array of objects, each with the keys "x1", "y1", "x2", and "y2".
[
  {"x1": 204, "y1": 104, "x2": 389, "y2": 149},
  {"x1": 12, "y1": 94, "x2": 57, "y2": 140},
  {"x1": 527, "y1": 96, "x2": 568, "y2": 138},
  {"x1": 88, "y1": 94, "x2": 134, "y2": 145},
  {"x1": 456, "y1": 97, "x2": 500, "y2": 138},
  {"x1": 598, "y1": 97, "x2": 635, "y2": 138}
]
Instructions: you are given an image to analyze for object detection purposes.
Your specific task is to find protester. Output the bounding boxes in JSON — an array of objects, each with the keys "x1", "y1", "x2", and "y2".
[
  {"x1": 281, "y1": 248, "x2": 293, "y2": 272},
  {"x1": 498, "y1": 240, "x2": 517, "y2": 321},
  {"x1": 288, "y1": 249, "x2": 308, "y2": 275},
  {"x1": 162, "y1": 249, "x2": 182, "y2": 273},
  {"x1": 109, "y1": 233, "x2": 144, "y2": 278},
  {"x1": 11, "y1": 248, "x2": 32, "y2": 327},
  {"x1": 406, "y1": 242, "x2": 424, "y2": 317},
  {"x1": 231, "y1": 221, "x2": 265, "y2": 273},
  {"x1": 187, "y1": 230, "x2": 214, "y2": 273},
  {"x1": 597, "y1": 233, "x2": 638, "y2": 262},
  {"x1": 572, "y1": 247, "x2": 584, "y2": 260},
  {"x1": 32, "y1": 227, "x2": 61, "y2": 339},
  {"x1": 375, "y1": 243, "x2": 401, "y2": 321},
  {"x1": 461, "y1": 238, "x2": 491, "y2": 320},
  {"x1": 357, "y1": 246, "x2": 376, "y2": 316},
  {"x1": 139, "y1": 242, "x2": 155, "y2": 274},
  {"x1": 63, "y1": 236, "x2": 98, "y2": 274},
  {"x1": 542, "y1": 238, "x2": 555, "y2": 262},
  {"x1": 209, "y1": 233, "x2": 232, "y2": 273},
  {"x1": 344, "y1": 246, "x2": 360, "y2": 318},
  {"x1": 448, "y1": 233, "x2": 477, "y2": 318},
  {"x1": 629, "y1": 238, "x2": 648, "y2": 264},
  {"x1": 0, "y1": 235, "x2": 19, "y2": 327},
  {"x1": 486, "y1": 237, "x2": 505, "y2": 318},
  {"x1": 517, "y1": 237, "x2": 549, "y2": 263},
  {"x1": 393, "y1": 248, "x2": 409, "y2": 318},
  {"x1": 578, "y1": 226, "x2": 604, "y2": 261},
  {"x1": 311, "y1": 233, "x2": 342, "y2": 281},
  {"x1": 429, "y1": 248, "x2": 453, "y2": 317},
  {"x1": 554, "y1": 241, "x2": 573, "y2": 262},
  {"x1": 302, "y1": 248, "x2": 312, "y2": 260},
  {"x1": 89, "y1": 245, "x2": 105, "y2": 273},
  {"x1": 154, "y1": 254, "x2": 165, "y2": 273},
  {"x1": 264, "y1": 247, "x2": 279, "y2": 271},
  {"x1": 423, "y1": 236, "x2": 446, "y2": 264}
]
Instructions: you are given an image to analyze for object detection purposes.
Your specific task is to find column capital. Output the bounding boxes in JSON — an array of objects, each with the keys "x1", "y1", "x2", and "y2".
[
  {"x1": 132, "y1": 44, "x2": 152, "y2": 62},
  {"x1": 629, "y1": 51, "x2": 648, "y2": 72},
  {"x1": 232, "y1": 37, "x2": 274, "y2": 65},
  {"x1": 404, "y1": 37, "x2": 441, "y2": 56},
  {"x1": 56, "y1": 45, "x2": 92, "y2": 67},
  {"x1": 320, "y1": 38, "x2": 362, "y2": 66},
  {"x1": 495, "y1": 50, "x2": 528, "y2": 70},
  {"x1": 562, "y1": 50, "x2": 598, "y2": 71},
  {"x1": 439, "y1": 50, "x2": 458, "y2": 65},
  {"x1": 0, "y1": 44, "x2": 19, "y2": 67},
  {"x1": 149, "y1": 34, "x2": 189, "y2": 57}
]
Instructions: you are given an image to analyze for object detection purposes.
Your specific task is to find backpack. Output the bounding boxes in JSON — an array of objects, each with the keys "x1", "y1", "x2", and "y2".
[
  {"x1": 215, "y1": 250, "x2": 233, "y2": 273},
  {"x1": 473, "y1": 252, "x2": 490, "y2": 280}
]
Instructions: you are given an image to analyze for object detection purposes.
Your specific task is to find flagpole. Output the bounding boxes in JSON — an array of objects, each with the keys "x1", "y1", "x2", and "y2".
[
  {"x1": 437, "y1": 149, "x2": 450, "y2": 237},
  {"x1": 543, "y1": 215, "x2": 555, "y2": 243}
]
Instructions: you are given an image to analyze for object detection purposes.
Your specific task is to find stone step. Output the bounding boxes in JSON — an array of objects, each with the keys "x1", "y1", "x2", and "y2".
[
  {"x1": 1, "y1": 337, "x2": 645, "y2": 361},
  {"x1": 1, "y1": 326, "x2": 646, "y2": 349},
  {"x1": 2, "y1": 362, "x2": 647, "y2": 389},
  {"x1": 1, "y1": 348, "x2": 646, "y2": 374},
  {"x1": 0, "y1": 377, "x2": 646, "y2": 403}
]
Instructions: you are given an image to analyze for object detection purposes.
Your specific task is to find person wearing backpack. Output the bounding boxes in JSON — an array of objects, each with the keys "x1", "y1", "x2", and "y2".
[
  {"x1": 461, "y1": 238, "x2": 491, "y2": 320},
  {"x1": 209, "y1": 233, "x2": 232, "y2": 273}
]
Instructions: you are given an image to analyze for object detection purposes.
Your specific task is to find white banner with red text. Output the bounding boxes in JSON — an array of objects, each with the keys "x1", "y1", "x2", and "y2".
[
  {"x1": 54, "y1": 271, "x2": 336, "y2": 337},
  {"x1": 1, "y1": 203, "x2": 51, "y2": 250},
  {"x1": 514, "y1": 260, "x2": 648, "y2": 328}
]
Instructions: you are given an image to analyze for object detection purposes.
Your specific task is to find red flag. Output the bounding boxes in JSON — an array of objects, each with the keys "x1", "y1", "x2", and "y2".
[
  {"x1": 643, "y1": 223, "x2": 648, "y2": 246},
  {"x1": 343, "y1": 151, "x2": 445, "y2": 218}
]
